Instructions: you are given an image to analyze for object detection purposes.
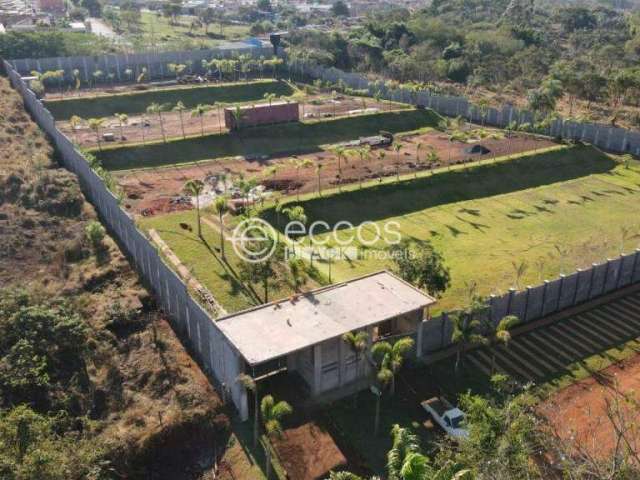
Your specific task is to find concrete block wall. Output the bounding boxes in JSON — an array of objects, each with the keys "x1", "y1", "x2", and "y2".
[
  {"x1": 288, "y1": 59, "x2": 640, "y2": 156},
  {"x1": 4, "y1": 60, "x2": 249, "y2": 420},
  {"x1": 421, "y1": 249, "x2": 640, "y2": 356},
  {"x1": 9, "y1": 45, "x2": 273, "y2": 84}
]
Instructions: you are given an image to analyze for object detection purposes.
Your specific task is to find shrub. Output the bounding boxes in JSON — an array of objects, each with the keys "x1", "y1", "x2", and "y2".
[{"x1": 85, "y1": 221, "x2": 106, "y2": 250}]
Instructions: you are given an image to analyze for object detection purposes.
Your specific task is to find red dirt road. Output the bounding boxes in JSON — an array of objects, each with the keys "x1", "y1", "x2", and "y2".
[{"x1": 539, "y1": 354, "x2": 640, "y2": 460}]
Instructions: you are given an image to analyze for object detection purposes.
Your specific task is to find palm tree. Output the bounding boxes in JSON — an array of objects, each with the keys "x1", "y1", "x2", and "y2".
[
  {"x1": 288, "y1": 258, "x2": 307, "y2": 291},
  {"x1": 330, "y1": 145, "x2": 347, "y2": 192},
  {"x1": 377, "y1": 150, "x2": 386, "y2": 180},
  {"x1": 183, "y1": 179, "x2": 205, "y2": 237},
  {"x1": 393, "y1": 143, "x2": 402, "y2": 182},
  {"x1": 342, "y1": 330, "x2": 369, "y2": 407},
  {"x1": 88, "y1": 117, "x2": 104, "y2": 150},
  {"x1": 356, "y1": 146, "x2": 370, "y2": 189},
  {"x1": 263, "y1": 92, "x2": 276, "y2": 106},
  {"x1": 231, "y1": 104, "x2": 246, "y2": 131},
  {"x1": 173, "y1": 101, "x2": 187, "y2": 139},
  {"x1": 114, "y1": 113, "x2": 128, "y2": 141},
  {"x1": 415, "y1": 142, "x2": 423, "y2": 178},
  {"x1": 452, "y1": 310, "x2": 484, "y2": 376},
  {"x1": 283, "y1": 205, "x2": 307, "y2": 254},
  {"x1": 236, "y1": 373, "x2": 259, "y2": 449},
  {"x1": 69, "y1": 115, "x2": 82, "y2": 143},
  {"x1": 426, "y1": 149, "x2": 439, "y2": 175},
  {"x1": 484, "y1": 315, "x2": 520, "y2": 374},
  {"x1": 387, "y1": 424, "x2": 421, "y2": 480},
  {"x1": 215, "y1": 101, "x2": 227, "y2": 134},
  {"x1": 147, "y1": 102, "x2": 168, "y2": 143},
  {"x1": 371, "y1": 337, "x2": 414, "y2": 396},
  {"x1": 191, "y1": 104, "x2": 210, "y2": 136},
  {"x1": 213, "y1": 196, "x2": 229, "y2": 258},
  {"x1": 292, "y1": 157, "x2": 313, "y2": 201},
  {"x1": 261, "y1": 394, "x2": 293, "y2": 480}
]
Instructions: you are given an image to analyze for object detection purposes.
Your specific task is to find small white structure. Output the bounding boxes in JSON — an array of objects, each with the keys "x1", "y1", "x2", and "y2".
[{"x1": 217, "y1": 271, "x2": 436, "y2": 419}]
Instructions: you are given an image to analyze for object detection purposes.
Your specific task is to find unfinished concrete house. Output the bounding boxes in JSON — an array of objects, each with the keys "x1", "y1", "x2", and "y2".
[{"x1": 217, "y1": 271, "x2": 436, "y2": 420}]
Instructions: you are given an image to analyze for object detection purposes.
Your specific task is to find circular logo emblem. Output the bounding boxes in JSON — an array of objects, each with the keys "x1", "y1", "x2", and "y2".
[{"x1": 231, "y1": 218, "x2": 277, "y2": 263}]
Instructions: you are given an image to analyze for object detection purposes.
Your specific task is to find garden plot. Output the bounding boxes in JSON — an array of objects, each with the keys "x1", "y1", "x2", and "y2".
[
  {"x1": 57, "y1": 91, "x2": 404, "y2": 149},
  {"x1": 115, "y1": 127, "x2": 553, "y2": 217}
]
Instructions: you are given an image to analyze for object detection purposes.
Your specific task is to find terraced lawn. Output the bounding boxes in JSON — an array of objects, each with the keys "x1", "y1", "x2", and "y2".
[
  {"x1": 45, "y1": 79, "x2": 294, "y2": 119},
  {"x1": 264, "y1": 146, "x2": 640, "y2": 312},
  {"x1": 95, "y1": 109, "x2": 441, "y2": 170}
]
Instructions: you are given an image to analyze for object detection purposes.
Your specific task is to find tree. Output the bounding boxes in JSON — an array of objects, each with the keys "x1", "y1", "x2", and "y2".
[
  {"x1": 263, "y1": 92, "x2": 276, "y2": 106},
  {"x1": 87, "y1": 117, "x2": 104, "y2": 150},
  {"x1": 183, "y1": 179, "x2": 205, "y2": 237},
  {"x1": 372, "y1": 337, "x2": 414, "y2": 396},
  {"x1": 332, "y1": 0, "x2": 350, "y2": 16},
  {"x1": 292, "y1": 157, "x2": 313, "y2": 201},
  {"x1": 451, "y1": 296, "x2": 487, "y2": 375},
  {"x1": 173, "y1": 101, "x2": 187, "y2": 139},
  {"x1": 330, "y1": 145, "x2": 348, "y2": 192},
  {"x1": 69, "y1": 115, "x2": 82, "y2": 143},
  {"x1": 213, "y1": 196, "x2": 229, "y2": 258},
  {"x1": 198, "y1": 8, "x2": 215, "y2": 34},
  {"x1": 356, "y1": 145, "x2": 370, "y2": 188},
  {"x1": 114, "y1": 113, "x2": 128, "y2": 140},
  {"x1": 342, "y1": 330, "x2": 369, "y2": 407},
  {"x1": 288, "y1": 258, "x2": 307, "y2": 291},
  {"x1": 167, "y1": 62, "x2": 186, "y2": 79},
  {"x1": 236, "y1": 374, "x2": 259, "y2": 449},
  {"x1": 85, "y1": 220, "x2": 105, "y2": 250},
  {"x1": 191, "y1": 103, "x2": 210, "y2": 136},
  {"x1": 482, "y1": 315, "x2": 520, "y2": 374},
  {"x1": 146, "y1": 102, "x2": 169, "y2": 143},
  {"x1": 261, "y1": 394, "x2": 292, "y2": 479},
  {"x1": 388, "y1": 239, "x2": 451, "y2": 298},
  {"x1": 393, "y1": 142, "x2": 402, "y2": 182},
  {"x1": 230, "y1": 104, "x2": 247, "y2": 131},
  {"x1": 283, "y1": 205, "x2": 307, "y2": 254}
]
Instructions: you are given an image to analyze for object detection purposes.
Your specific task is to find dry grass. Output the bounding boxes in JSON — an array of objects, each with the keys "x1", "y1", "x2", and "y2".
[{"x1": 0, "y1": 74, "x2": 228, "y2": 479}]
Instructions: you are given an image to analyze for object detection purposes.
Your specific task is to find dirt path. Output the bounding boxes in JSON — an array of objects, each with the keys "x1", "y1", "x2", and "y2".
[{"x1": 539, "y1": 353, "x2": 640, "y2": 460}]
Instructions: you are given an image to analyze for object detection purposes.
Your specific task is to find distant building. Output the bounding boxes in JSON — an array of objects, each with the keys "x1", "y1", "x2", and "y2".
[{"x1": 37, "y1": 0, "x2": 64, "y2": 14}]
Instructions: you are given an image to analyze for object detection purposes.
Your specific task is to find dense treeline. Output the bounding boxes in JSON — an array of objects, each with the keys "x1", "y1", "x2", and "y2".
[
  {"x1": 286, "y1": 0, "x2": 640, "y2": 125},
  {"x1": 0, "y1": 31, "x2": 118, "y2": 60}
]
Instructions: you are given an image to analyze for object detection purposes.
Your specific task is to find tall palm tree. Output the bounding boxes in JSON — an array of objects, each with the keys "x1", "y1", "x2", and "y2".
[
  {"x1": 371, "y1": 337, "x2": 414, "y2": 396},
  {"x1": 293, "y1": 157, "x2": 313, "y2": 201},
  {"x1": 452, "y1": 310, "x2": 484, "y2": 376},
  {"x1": 356, "y1": 146, "x2": 370, "y2": 189},
  {"x1": 484, "y1": 315, "x2": 520, "y2": 374},
  {"x1": 147, "y1": 102, "x2": 168, "y2": 143},
  {"x1": 330, "y1": 145, "x2": 347, "y2": 192},
  {"x1": 215, "y1": 101, "x2": 227, "y2": 134},
  {"x1": 183, "y1": 179, "x2": 205, "y2": 237},
  {"x1": 88, "y1": 117, "x2": 104, "y2": 150},
  {"x1": 236, "y1": 373, "x2": 259, "y2": 449},
  {"x1": 342, "y1": 330, "x2": 369, "y2": 407},
  {"x1": 378, "y1": 150, "x2": 386, "y2": 180},
  {"x1": 69, "y1": 115, "x2": 82, "y2": 143},
  {"x1": 393, "y1": 143, "x2": 402, "y2": 182},
  {"x1": 191, "y1": 104, "x2": 209, "y2": 136},
  {"x1": 261, "y1": 394, "x2": 293, "y2": 480},
  {"x1": 387, "y1": 424, "x2": 421, "y2": 480},
  {"x1": 173, "y1": 101, "x2": 187, "y2": 139},
  {"x1": 426, "y1": 150, "x2": 439, "y2": 175},
  {"x1": 213, "y1": 196, "x2": 229, "y2": 258},
  {"x1": 114, "y1": 113, "x2": 128, "y2": 141},
  {"x1": 263, "y1": 92, "x2": 276, "y2": 106},
  {"x1": 415, "y1": 142, "x2": 423, "y2": 178}
]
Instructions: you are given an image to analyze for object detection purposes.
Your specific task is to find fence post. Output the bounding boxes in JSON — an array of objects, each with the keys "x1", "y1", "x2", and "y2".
[
  {"x1": 506, "y1": 288, "x2": 516, "y2": 315},
  {"x1": 556, "y1": 274, "x2": 565, "y2": 311},
  {"x1": 523, "y1": 286, "x2": 531, "y2": 322},
  {"x1": 573, "y1": 268, "x2": 582, "y2": 305},
  {"x1": 587, "y1": 263, "x2": 597, "y2": 299},
  {"x1": 632, "y1": 248, "x2": 640, "y2": 281},
  {"x1": 602, "y1": 259, "x2": 611, "y2": 295}
]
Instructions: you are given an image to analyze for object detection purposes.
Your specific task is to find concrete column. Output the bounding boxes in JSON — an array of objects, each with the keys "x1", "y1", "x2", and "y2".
[
  {"x1": 312, "y1": 343, "x2": 322, "y2": 395},
  {"x1": 338, "y1": 338, "x2": 346, "y2": 386},
  {"x1": 416, "y1": 319, "x2": 424, "y2": 359}
]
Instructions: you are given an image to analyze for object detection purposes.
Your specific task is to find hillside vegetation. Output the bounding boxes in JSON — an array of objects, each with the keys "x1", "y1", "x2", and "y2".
[{"x1": 0, "y1": 75, "x2": 227, "y2": 479}]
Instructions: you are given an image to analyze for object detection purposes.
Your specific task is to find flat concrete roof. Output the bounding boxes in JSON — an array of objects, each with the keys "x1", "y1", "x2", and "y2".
[{"x1": 217, "y1": 271, "x2": 436, "y2": 365}]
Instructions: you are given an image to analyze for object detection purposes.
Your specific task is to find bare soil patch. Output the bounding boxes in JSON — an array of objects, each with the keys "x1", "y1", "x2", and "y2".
[
  {"x1": 57, "y1": 94, "x2": 398, "y2": 148},
  {"x1": 539, "y1": 353, "x2": 640, "y2": 460},
  {"x1": 272, "y1": 422, "x2": 348, "y2": 480},
  {"x1": 114, "y1": 129, "x2": 555, "y2": 217}
]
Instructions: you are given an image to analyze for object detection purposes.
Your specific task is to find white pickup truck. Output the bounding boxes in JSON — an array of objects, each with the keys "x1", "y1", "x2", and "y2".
[{"x1": 421, "y1": 397, "x2": 469, "y2": 440}]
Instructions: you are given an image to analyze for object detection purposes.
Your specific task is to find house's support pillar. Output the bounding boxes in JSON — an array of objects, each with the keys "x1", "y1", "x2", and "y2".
[
  {"x1": 416, "y1": 319, "x2": 424, "y2": 359},
  {"x1": 312, "y1": 343, "x2": 322, "y2": 395},
  {"x1": 338, "y1": 338, "x2": 347, "y2": 387}
]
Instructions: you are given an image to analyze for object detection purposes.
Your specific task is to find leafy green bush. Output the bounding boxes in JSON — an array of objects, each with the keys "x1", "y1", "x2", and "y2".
[{"x1": 85, "y1": 221, "x2": 106, "y2": 250}]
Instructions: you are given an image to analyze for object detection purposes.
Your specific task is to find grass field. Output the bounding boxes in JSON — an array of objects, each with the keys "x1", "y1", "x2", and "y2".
[
  {"x1": 45, "y1": 80, "x2": 293, "y2": 120},
  {"x1": 126, "y1": 11, "x2": 251, "y2": 51},
  {"x1": 138, "y1": 210, "x2": 301, "y2": 313},
  {"x1": 95, "y1": 109, "x2": 441, "y2": 170},
  {"x1": 263, "y1": 146, "x2": 640, "y2": 312}
]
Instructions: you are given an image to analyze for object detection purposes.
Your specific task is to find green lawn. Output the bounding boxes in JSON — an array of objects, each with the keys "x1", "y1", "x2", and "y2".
[
  {"x1": 262, "y1": 146, "x2": 640, "y2": 313},
  {"x1": 95, "y1": 109, "x2": 441, "y2": 170},
  {"x1": 127, "y1": 11, "x2": 251, "y2": 51},
  {"x1": 45, "y1": 80, "x2": 293, "y2": 120},
  {"x1": 138, "y1": 210, "x2": 296, "y2": 313}
]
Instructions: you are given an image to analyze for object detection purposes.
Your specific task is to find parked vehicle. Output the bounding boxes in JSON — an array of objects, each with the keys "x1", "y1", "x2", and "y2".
[{"x1": 421, "y1": 397, "x2": 469, "y2": 440}]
